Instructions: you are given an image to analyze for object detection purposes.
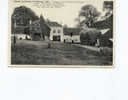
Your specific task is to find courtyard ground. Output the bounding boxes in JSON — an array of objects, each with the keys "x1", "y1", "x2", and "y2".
[{"x1": 11, "y1": 40, "x2": 113, "y2": 66}]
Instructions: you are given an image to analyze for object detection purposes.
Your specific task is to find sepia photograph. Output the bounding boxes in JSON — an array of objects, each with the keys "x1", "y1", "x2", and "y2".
[
  {"x1": 8, "y1": 0, "x2": 114, "y2": 67},
  {"x1": 1, "y1": 0, "x2": 128, "y2": 100}
]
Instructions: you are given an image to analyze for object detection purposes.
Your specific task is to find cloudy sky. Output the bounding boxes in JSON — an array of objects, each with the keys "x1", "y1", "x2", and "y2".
[{"x1": 10, "y1": 0, "x2": 113, "y2": 27}]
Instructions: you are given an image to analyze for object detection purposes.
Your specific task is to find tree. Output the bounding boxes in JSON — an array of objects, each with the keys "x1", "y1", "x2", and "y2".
[
  {"x1": 46, "y1": 18, "x2": 50, "y2": 23},
  {"x1": 40, "y1": 15, "x2": 51, "y2": 48},
  {"x1": 63, "y1": 24, "x2": 68, "y2": 28},
  {"x1": 79, "y1": 5, "x2": 100, "y2": 27},
  {"x1": 39, "y1": 15, "x2": 51, "y2": 40},
  {"x1": 75, "y1": 17, "x2": 88, "y2": 29},
  {"x1": 75, "y1": 17, "x2": 81, "y2": 28},
  {"x1": 12, "y1": 6, "x2": 39, "y2": 27},
  {"x1": 80, "y1": 28, "x2": 101, "y2": 45}
]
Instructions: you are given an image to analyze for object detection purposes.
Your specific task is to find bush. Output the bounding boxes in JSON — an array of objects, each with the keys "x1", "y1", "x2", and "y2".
[
  {"x1": 100, "y1": 37, "x2": 113, "y2": 48},
  {"x1": 80, "y1": 28, "x2": 101, "y2": 46}
]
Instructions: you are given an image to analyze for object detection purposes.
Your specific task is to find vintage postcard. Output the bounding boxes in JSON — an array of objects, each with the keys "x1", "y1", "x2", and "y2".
[{"x1": 8, "y1": 0, "x2": 115, "y2": 68}]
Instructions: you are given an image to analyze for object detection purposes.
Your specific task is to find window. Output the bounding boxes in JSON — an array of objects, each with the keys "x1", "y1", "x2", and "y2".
[
  {"x1": 58, "y1": 29, "x2": 61, "y2": 33},
  {"x1": 53, "y1": 29, "x2": 56, "y2": 33}
]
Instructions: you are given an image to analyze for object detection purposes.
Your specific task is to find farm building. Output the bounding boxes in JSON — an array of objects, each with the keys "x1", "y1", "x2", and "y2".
[
  {"x1": 47, "y1": 21, "x2": 64, "y2": 42},
  {"x1": 11, "y1": 34, "x2": 31, "y2": 40},
  {"x1": 63, "y1": 28, "x2": 81, "y2": 43},
  {"x1": 11, "y1": 6, "x2": 51, "y2": 41},
  {"x1": 92, "y1": 14, "x2": 113, "y2": 47},
  {"x1": 29, "y1": 16, "x2": 51, "y2": 41},
  {"x1": 91, "y1": 1, "x2": 113, "y2": 47},
  {"x1": 29, "y1": 20, "x2": 42, "y2": 40}
]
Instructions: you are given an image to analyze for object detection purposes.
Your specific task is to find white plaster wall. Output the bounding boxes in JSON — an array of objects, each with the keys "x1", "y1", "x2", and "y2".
[
  {"x1": 63, "y1": 35, "x2": 80, "y2": 43},
  {"x1": 11, "y1": 34, "x2": 31, "y2": 40},
  {"x1": 49, "y1": 27, "x2": 64, "y2": 42}
]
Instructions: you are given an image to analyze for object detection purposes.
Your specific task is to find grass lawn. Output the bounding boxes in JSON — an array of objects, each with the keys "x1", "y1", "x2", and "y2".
[{"x1": 11, "y1": 40, "x2": 113, "y2": 66}]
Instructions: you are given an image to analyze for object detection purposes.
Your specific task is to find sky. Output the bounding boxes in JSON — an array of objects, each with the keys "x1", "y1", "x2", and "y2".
[{"x1": 9, "y1": 0, "x2": 113, "y2": 27}]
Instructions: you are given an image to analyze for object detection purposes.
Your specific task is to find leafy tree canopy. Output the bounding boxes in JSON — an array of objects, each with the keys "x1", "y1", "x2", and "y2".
[
  {"x1": 40, "y1": 15, "x2": 51, "y2": 38},
  {"x1": 12, "y1": 6, "x2": 39, "y2": 22},
  {"x1": 79, "y1": 5, "x2": 100, "y2": 27}
]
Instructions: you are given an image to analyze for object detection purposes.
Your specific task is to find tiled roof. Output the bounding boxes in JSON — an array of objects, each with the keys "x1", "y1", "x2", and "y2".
[
  {"x1": 63, "y1": 28, "x2": 80, "y2": 35},
  {"x1": 92, "y1": 15, "x2": 113, "y2": 29},
  {"x1": 32, "y1": 20, "x2": 40, "y2": 24},
  {"x1": 102, "y1": 29, "x2": 113, "y2": 38},
  {"x1": 47, "y1": 21, "x2": 62, "y2": 27},
  {"x1": 100, "y1": 29, "x2": 110, "y2": 35}
]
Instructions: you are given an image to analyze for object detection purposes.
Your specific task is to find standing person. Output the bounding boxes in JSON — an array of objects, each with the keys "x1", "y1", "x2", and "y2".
[
  {"x1": 96, "y1": 38, "x2": 100, "y2": 48},
  {"x1": 96, "y1": 38, "x2": 104, "y2": 55}
]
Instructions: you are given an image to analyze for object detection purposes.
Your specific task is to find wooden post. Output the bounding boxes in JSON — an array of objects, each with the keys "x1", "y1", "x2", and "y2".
[{"x1": 13, "y1": 19, "x2": 16, "y2": 47}]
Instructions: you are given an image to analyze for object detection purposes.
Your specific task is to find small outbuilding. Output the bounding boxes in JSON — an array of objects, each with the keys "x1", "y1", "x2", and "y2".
[{"x1": 63, "y1": 28, "x2": 81, "y2": 43}]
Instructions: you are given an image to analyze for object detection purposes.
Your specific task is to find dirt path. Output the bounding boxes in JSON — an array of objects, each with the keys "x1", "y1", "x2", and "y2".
[
  {"x1": 73, "y1": 44, "x2": 100, "y2": 52},
  {"x1": 74, "y1": 44, "x2": 112, "y2": 52}
]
